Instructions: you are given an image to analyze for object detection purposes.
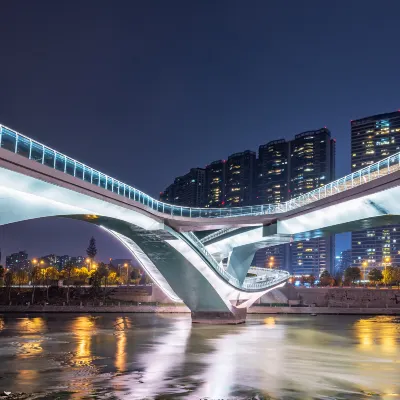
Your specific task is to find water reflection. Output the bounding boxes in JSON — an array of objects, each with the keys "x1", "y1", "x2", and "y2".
[
  {"x1": 0, "y1": 314, "x2": 398, "y2": 399},
  {"x1": 113, "y1": 317, "x2": 192, "y2": 398},
  {"x1": 355, "y1": 316, "x2": 399, "y2": 355},
  {"x1": 114, "y1": 316, "x2": 132, "y2": 372},
  {"x1": 71, "y1": 315, "x2": 95, "y2": 361}
]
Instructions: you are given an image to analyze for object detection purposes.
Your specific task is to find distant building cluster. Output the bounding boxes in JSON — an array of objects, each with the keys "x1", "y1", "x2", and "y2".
[
  {"x1": 160, "y1": 111, "x2": 400, "y2": 276},
  {"x1": 5, "y1": 251, "x2": 86, "y2": 271}
]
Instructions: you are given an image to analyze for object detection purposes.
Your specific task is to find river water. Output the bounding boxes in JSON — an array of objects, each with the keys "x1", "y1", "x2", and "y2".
[{"x1": 0, "y1": 313, "x2": 399, "y2": 399}]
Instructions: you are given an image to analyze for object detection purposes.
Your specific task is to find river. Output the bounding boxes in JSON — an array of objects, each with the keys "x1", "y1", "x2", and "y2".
[{"x1": 0, "y1": 313, "x2": 399, "y2": 399}]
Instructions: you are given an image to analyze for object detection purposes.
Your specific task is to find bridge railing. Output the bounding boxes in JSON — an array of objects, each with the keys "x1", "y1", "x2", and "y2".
[{"x1": 1, "y1": 124, "x2": 400, "y2": 219}]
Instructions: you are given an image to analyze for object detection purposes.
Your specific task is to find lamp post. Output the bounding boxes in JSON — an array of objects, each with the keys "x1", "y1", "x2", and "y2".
[
  {"x1": 384, "y1": 256, "x2": 391, "y2": 287},
  {"x1": 86, "y1": 257, "x2": 91, "y2": 272}
]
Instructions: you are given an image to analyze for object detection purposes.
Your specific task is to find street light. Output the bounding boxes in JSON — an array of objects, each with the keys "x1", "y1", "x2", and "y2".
[{"x1": 384, "y1": 256, "x2": 391, "y2": 287}]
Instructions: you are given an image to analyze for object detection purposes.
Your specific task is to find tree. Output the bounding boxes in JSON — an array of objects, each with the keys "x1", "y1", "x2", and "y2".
[
  {"x1": 319, "y1": 270, "x2": 333, "y2": 287},
  {"x1": 344, "y1": 267, "x2": 361, "y2": 284},
  {"x1": 0, "y1": 265, "x2": 5, "y2": 287},
  {"x1": 15, "y1": 270, "x2": 29, "y2": 288},
  {"x1": 97, "y1": 263, "x2": 110, "y2": 302},
  {"x1": 368, "y1": 268, "x2": 383, "y2": 284},
  {"x1": 383, "y1": 266, "x2": 397, "y2": 286},
  {"x1": 44, "y1": 267, "x2": 59, "y2": 300},
  {"x1": 334, "y1": 272, "x2": 343, "y2": 287},
  {"x1": 395, "y1": 267, "x2": 400, "y2": 289},
  {"x1": 78, "y1": 267, "x2": 89, "y2": 283},
  {"x1": 4, "y1": 271, "x2": 14, "y2": 303},
  {"x1": 30, "y1": 265, "x2": 42, "y2": 304},
  {"x1": 108, "y1": 271, "x2": 119, "y2": 285},
  {"x1": 86, "y1": 237, "x2": 97, "y2": 259},
  {"x1": 62, "y1": 261, "x2": 74, "y2": 304}
]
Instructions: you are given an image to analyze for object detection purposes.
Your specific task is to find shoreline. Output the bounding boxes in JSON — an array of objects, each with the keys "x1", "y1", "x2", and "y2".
[{"x1": 0, "y1": 304, "x2": 399, "y2": 315}]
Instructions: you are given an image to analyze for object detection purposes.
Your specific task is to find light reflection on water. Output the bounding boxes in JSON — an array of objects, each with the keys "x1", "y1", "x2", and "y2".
[{"x1": 0, "y1": 313, "x2": 398, "y2": 399}]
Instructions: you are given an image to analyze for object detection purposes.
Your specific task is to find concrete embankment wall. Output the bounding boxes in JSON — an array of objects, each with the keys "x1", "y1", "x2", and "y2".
[
  {"x1": 248, "y1": 306, "x2": 400, "y2": 315},
  {"x1": 260, "y1": 286, "x2": 400, "y2": 308},
  {"x1": 0, "y1": 304, "x2": 190, "y2": 313}
]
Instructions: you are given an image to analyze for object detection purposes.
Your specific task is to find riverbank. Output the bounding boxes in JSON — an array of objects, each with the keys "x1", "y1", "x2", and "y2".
[
  {"x1": 0, "y1": 304, "x2": 399, "y2": 315},
  {"x1": 248, "y1": 306, "x2": 400, "y2": 315},
  {"x1": 0, "y1": 304, "x2": 190, "y2": 313}
]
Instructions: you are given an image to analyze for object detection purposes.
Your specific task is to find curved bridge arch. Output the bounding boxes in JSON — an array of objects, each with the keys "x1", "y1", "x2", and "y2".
[{"x1": 3, "y1": 122, "x2": 400, "y2": 322}]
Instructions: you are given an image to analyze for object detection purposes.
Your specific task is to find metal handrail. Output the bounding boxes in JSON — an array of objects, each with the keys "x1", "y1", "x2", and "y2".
[{"x1": 1, "y1": 123, "x2": 399, "y2": 220}]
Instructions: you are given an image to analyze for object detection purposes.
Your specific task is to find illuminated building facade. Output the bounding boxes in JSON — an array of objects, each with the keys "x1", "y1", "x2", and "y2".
[
  {"x1": 6, "y1": 250, "x2": 29, "y2": 271},
  {"x1": 205, "y1": 160, "x2": 226, "y2": 207},
  {"x1": 257, "y1": 139, "x2": 288, "y2": 204},
  {"x1": 254, "y1": 128, "x2": 336, "y2": 275},
  {"x1": 288, "y1": 129, "x2": 336, "y2": 276},
  {"x1": 351, "y1": 111, "x2": 400, "y2": 269},
  {"x1": 225, "y1": 150, "x2": 257, "y2": 207},
  {"x1": 159, "y1": 168, "x2": 206, "y2": 207}
]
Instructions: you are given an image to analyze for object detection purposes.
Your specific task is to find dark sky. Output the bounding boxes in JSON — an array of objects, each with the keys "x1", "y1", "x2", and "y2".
[{"x1": 1, "y1": 0, "x2": 399, "y2": 262}]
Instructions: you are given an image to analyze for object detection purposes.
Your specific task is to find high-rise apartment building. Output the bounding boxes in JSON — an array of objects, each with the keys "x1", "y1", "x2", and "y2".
[
  {"x1": 160, "y1": 168, "x2": 206, "y2": 207},
  {"x1": 225, "y1": 150, "x2": 256, "y2": 207},
  {"x1": 160, "y1": 129, "x2": 335, "y2": 275},
  {"x1": 351, "y1": 111, "x2": 400, "y2": 269},
  {"x1": 205, "y1": 160, "x2": 226, "y2": 207},
  {"x1": 255, "y1": 128, "x2": 336, "y2": 275},
  {"x1": 6, "y1": 251, "x2": 29, "y2": 271},
  {"x1": 288, "y1": 129, "x2": 335, "y2": 276},
  {"x1": 257, "y1": 139, "x2": 289, "y2": 204}
]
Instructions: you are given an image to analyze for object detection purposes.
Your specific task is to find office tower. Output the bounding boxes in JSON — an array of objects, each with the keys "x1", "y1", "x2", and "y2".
[
  {"x1": 225, "y1": 150, "x2": 257, "y2": 207},
  {"x1": 257, "y1": 139, "x2": 289, "y2": 204},
  {"x1": 160, "y1": 168, "x2": 206, "y2": 207},
  {"x1": 351, "y1": 111, "x2": 400, "y2": 269},
  {"x1": 205, "y1": 160, "x2": 226, "y2": 207}
]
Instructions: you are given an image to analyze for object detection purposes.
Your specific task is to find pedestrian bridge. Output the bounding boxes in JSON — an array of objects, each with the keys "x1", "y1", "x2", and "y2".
[{"x1": 1, "y1": 123, "x2": 400, "y2": 323}]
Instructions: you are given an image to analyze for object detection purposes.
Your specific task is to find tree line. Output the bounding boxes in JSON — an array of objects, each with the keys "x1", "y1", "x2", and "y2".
[
  {"x1": 299, "y1": 266, "x2": 400, "y2": 287},
  {"x1": 0, "y1": 237, "x2": 151, "y2": 305}
]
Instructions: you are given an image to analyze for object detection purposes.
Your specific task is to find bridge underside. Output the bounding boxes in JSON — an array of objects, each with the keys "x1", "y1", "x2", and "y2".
[{"x1": 0, "y1": 165, "x2": 287, "y2": 323}]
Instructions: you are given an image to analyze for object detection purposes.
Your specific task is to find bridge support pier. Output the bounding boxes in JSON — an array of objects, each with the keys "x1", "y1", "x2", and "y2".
[{"x1": 191, "y1": 308, "x2": 247, "y2": 324}]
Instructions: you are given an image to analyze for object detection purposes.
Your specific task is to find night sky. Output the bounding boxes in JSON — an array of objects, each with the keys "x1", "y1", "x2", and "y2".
[{"x1": 1, "y1": 1, "x2": 400, "y2": 262}]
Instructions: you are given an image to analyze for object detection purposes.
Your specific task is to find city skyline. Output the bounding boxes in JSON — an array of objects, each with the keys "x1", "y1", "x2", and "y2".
[{"x1": 1, "y1": 1, "x2": 400, "y2": 259}]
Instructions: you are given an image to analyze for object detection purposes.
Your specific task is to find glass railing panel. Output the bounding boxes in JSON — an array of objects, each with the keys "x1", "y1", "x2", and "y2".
[
  {"x1": 181, "y1": 208, "x2": 190, "y2": 217},
  {"x1": 55, "y1": 153, "x2": 66, "y2": 172},
  {"x1": 1, "y1": 127, "x2": 17, "y2": 152},
  {"x1": 163, "y1": 204, "x2": 172, "y2": 215},
  {"x1": 208, "y1": 209, "x2": 222, "y2": 217},
  {"x1": 75, "y1": 162, "x2": 84, "y2": 180},
  {"x1": 43, "y1": 147, "x2": 55, "y2": 168},
  {"x1": 113, "y1": 180, "x2": 120, "y2": 195},
  {"x1": 106, "y1": 177, "x2": 113, "y2": 192},
  {"x1": 99, "y1": 173, "x2": 106, "y2": 189},
  {"x1": 190, "y1": 209, "x2": 200, "y2": 218},
  {"x1": 84, "y1": 166, "x2": 92, "y2": 183},
  {"x1": 157, "y1": 202, "x2": 164, "y2": 213},
  {"x1": 172, "y1": 206, "x2": 182, "y2": 217},
  {"x1": 389, "y1": 155, "x2": 399, "y2": 172},
  {"x1": 16, "y1": 135, "x2": 30, "y2": 158},
  {"x1": 65, "y1": 157, "x2": 75, "y2": 177},
  {"x1": 92, "y1": 170, "x2": 100, "y2": 186},
  {"x1": 30, "y1": 141, "x2": 43, "y2": 163}
]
